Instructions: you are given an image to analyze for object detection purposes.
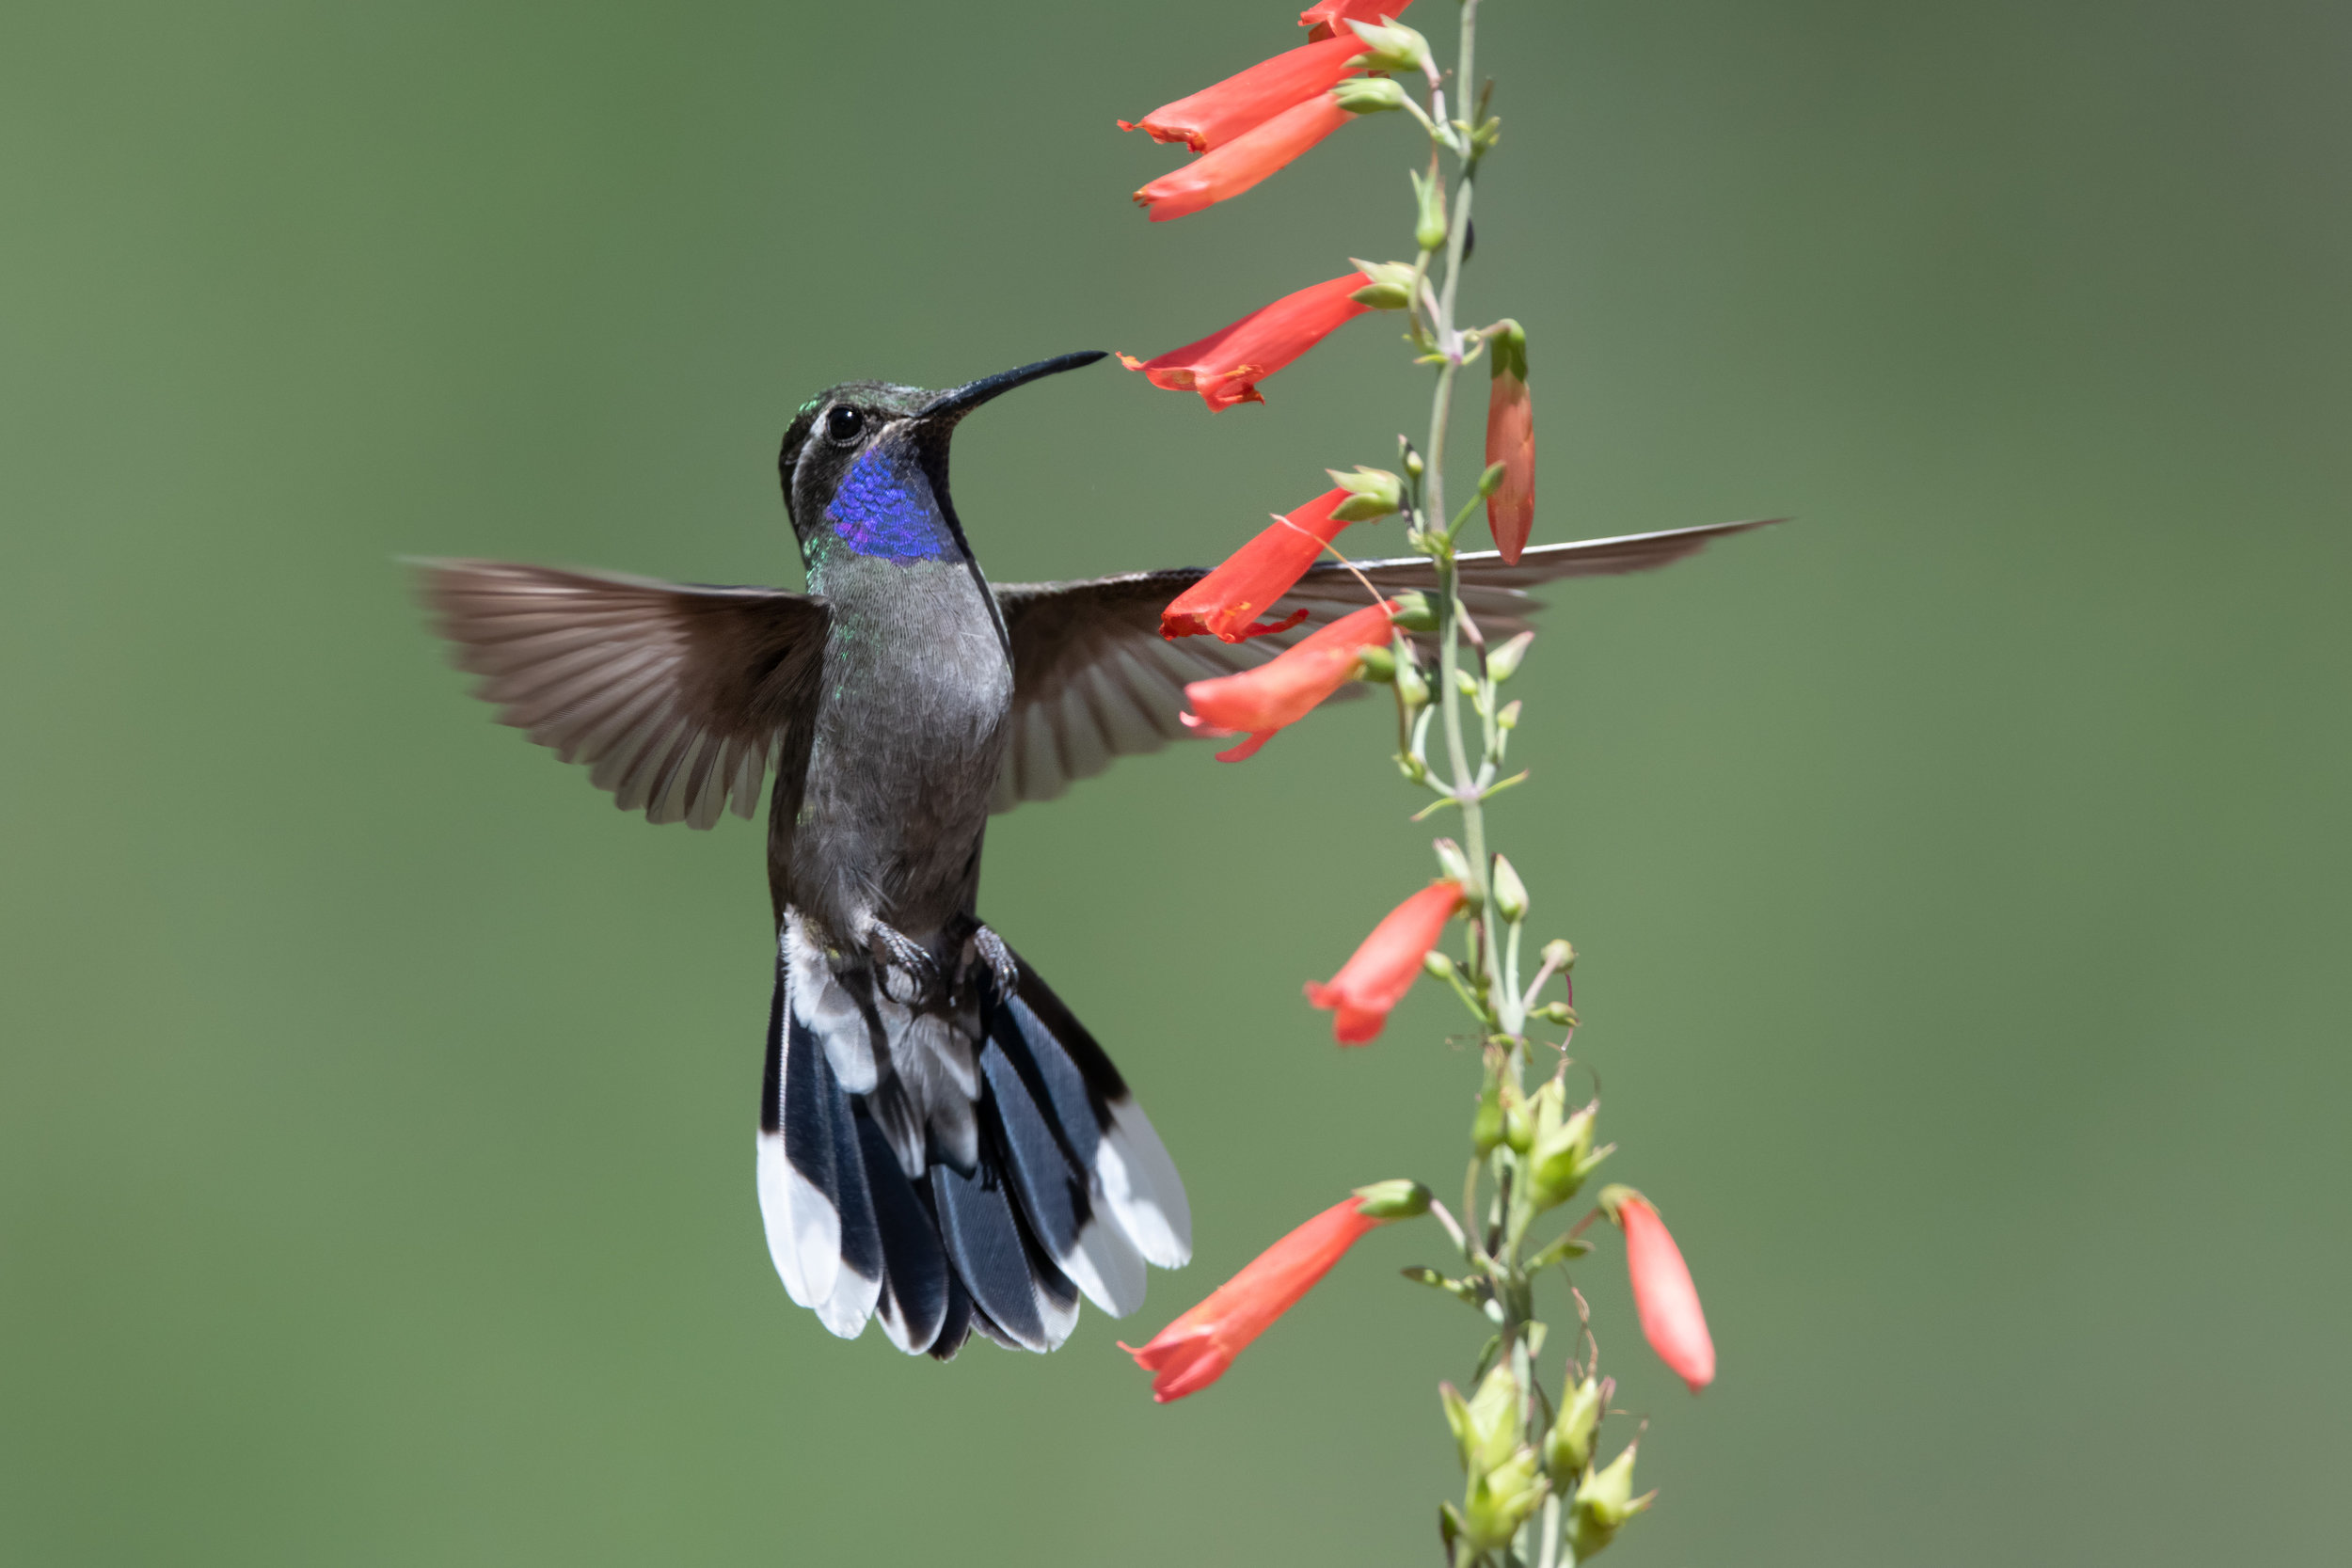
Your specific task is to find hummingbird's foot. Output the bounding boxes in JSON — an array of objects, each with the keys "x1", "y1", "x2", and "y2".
[
  {"x1": 866, "y1": 922, "x2": 939, "y2": 1001},
  {"x1": 971, "y1": 925, "x2": 1021, "y2": 999}
]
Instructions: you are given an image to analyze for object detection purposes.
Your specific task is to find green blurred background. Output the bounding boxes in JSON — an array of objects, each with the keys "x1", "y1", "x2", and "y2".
[{"x1": 5, "y1": 0, "x2": 2346, "y2": 1561}]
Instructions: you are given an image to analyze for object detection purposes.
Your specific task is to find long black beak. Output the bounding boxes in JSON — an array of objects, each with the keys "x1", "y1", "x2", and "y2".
[{"x1": 920, "y1": 350, "x2": 1106, "y2": 423}]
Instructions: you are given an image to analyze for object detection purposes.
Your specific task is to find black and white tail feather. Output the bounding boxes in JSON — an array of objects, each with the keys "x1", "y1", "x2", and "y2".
[{"x1": 757, "y1": 911, "x2": 1188, "y2": 1357}]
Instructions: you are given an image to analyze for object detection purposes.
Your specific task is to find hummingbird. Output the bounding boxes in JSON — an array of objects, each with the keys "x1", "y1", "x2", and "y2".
[{"x1": 419, "y1": 350, "x2": 1758, "y2": 1360}]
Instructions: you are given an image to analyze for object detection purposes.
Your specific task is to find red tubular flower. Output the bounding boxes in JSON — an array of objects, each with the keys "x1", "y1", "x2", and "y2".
[
  {"x1": 1305, "y1": 880, "x2": 1466, "y2": 1044},
  {"x1": 1618, "y1": 1194, "x2": 1716, "y2": 1393},
  {"x1": 1134, "y1": 91, "x2": 1354, "y2": 222},
  {"x1": 1181, "y1": 599, "x2": 1395, "y2": 760},
  {"x1": 1161, "y1": 488, "x2": 1351, "y2": 643},
  {"x1": 1485, "y1": 322, "x2": 1534, "y2": 563},
  {"x1": 1120, "y1": 33, "x2": 1364, "y2": 152},
  {"x1": 1119, "y1": 273, "x2": 1373, "y2": 411},
  {"x1": 1120, "y1": 1197, "x2": 1384, "y2": 1402},
  {"x1": 1300, "y1": 0, "x2": 1415, "y2": 41}
]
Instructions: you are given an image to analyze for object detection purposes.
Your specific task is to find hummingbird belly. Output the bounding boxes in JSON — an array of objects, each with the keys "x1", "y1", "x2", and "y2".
[{"x1": 787, "y1": 558, "x2": 1012, "y2": 948}]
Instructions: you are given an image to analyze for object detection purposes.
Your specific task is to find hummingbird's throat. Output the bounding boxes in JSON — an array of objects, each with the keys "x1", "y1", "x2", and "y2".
[{"x1": 825, "y1": 449, "x2": 958, "y2": 565}]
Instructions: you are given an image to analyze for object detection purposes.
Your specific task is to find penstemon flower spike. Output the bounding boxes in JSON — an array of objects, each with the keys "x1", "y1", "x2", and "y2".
[{"x1": 1112, "y1": 4, "x2": 1753, "y2": 1562}]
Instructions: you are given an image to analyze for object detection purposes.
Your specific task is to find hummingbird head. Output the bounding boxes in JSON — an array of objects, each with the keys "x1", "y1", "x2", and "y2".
[{"x1": 777, "y1": 351, "x2": 1105, "y2": 574}]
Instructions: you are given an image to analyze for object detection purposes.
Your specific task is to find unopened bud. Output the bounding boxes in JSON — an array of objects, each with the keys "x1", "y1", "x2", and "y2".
[
  {"x1": 1454, "y1": 1361, "x2": 1522, "y2": 1475},
  {"x1": 1497, "y1": 699, "x2": 1521, "y2": 729},
  {"x1": 1490, "y1": 855, "x2": 1528, "y2": 923},
  {"x1": 1470, "y1": 1075, "x2": 1503, "y2": 1154},
  {"x1": 1433, "y1": 837, "x2": 1474, "y2": 890},
  {"x1": 1541, "y1": 939, "x2": 1577, "y2": 972},
  {"x1": 1390, "y1": 590, "x2": 1438, "y2": 630},
  {"x1": 1475, "y1": 460, "x2": 1510, "y2": 498},
  {"x1": 1402, "y1": 442, "x2": 1424, "y2": 479},
  {"x1": 1411, "y1": 167, "x2": 1448, "y2": 253},
  {"x1": 1501, "y1": 1082, "x2": 1535, "y2": 1154},
  {"x1": 1454, "y1": 668, "x2": 1480, "y2": 697},
  {"x1": 1463, "y1": 1448, "x2": 1548, "y2": 1552},
  {"x1": 1331, "y1": 75, "x2": 1407, "y2": 115},
  {"x1": 1327, "y1": 464, "x2": 1404, "y2": 521},
  {"x1": 1487, "y1": 630, "x2": 1534, "y2": 683},
  {"x1": 1356, "y1": 644, "x2": 1398, "y2": 683},
  {"x1": 1345, "y1": 17, "x2": 1434, "y2": 75},
  {"x1": 1529, "y1": 1102, "x2": 1603, "y2": 1212},
  {"x1": 1422, "y1": 948, "x2": 1456, "y2": 981},
  {"x1": 1351, "y1": 1178, "x2": 1432, "y2": 1219},
  {"x1": 1534, "y1": 1000, "x2": 1579, "y2": 1026},
  {"x1": 1568, "y1": 1443, "x2": 1655, "y2": 1560},
  {"x1": 1544, "y1": 1375, "x2": 1604, "y2": 1481},
  {"x1": 1395, "y1": 657, "x2": 1430, "y2": 709}
]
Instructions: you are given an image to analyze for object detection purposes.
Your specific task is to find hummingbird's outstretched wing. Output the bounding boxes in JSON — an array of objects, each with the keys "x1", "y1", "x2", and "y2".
[
  {"x1": 990, "y1": 518, "x2": 1772, "y2": 809},
  {"x1": 417, "y1": 560, "x2": 831, "y2": 829}
]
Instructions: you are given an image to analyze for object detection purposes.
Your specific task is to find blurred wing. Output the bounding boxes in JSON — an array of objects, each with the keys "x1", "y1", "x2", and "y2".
[
  {"x1": 418, "y1": 560, "x2": 832, "y2": 829},
  {"x1": 991, "y1": 518, "x2": 1772, "y2": 810}
]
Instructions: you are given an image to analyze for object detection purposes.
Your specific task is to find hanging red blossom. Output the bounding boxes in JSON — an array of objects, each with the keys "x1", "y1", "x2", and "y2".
[
  {"x1": 1161, "y1": 488, "x2": 1352, "y2": 643},
  {"x1": 1305, "y1": 879, "x2": 1466, "y2": 1043},
  {"x1": 1613, "y1": 1192, "x2": 1716, "y2": 1393},
  {"x1": 1181, "y1": 599, "x2": 1396, "y2": 760},
  {"x1": 1120, "y1": 272, "x2": 1373, "y2": 411},
  {"x1": 1485, "y1": 320, "x2": 1534, "y2": 562},
  {"x1": 1300, "y1": 0, "x2": 1415, "y2": 41},
  {"x1": 1120, "y1": 33, "x2": 1364, "y2": 152},
  {"x1": 1120, "y1": 1196, "x2": 1384, "y2": 1402},
  {"x1": 1134, "y1": 91, "x2": 1354, "y2": 222}
]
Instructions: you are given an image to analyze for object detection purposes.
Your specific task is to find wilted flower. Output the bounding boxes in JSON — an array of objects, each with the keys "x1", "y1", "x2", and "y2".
[
  {"x1": 1305, "y1": 879, "x2": 1466, "y2": 1043},
  {"x1": 1120, "y1": 33, "x2": 1363, "y2": 151},
  {"x1": 1182, "y1": 599, "x2": 1397, "y2": 759},
  {"x1": 1161, "y1": 488, "x2": 1351, "y2": 643},
  {"x1": 1485, "y1": 320, "x2": 1534, "y2": 562},
  {"x1": 1605, "y1": 1188, "x2": 1715, "y2": 1392},
  {"x1": 1121, "y1": 1188, "x2": 1417, "y2": 1402},
  {"x1": 1134, "y1": 89, "x2": 1354, "y2": 222},
  {"x1": 1119, "y1": 272, "x2": 1374, "y2": 410}
]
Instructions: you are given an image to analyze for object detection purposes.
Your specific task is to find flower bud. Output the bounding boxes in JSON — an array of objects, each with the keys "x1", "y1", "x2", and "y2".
[
  {"x1": 1351, "y1": 1178, "x2": 1432, "y2": 1219},
  {"x1": 1411, "y1": 166, "x2": 1448, "y2": 253},
  {"x1": 1497, "y1": 699, "x2": 1521, "y2": 730},
  {"x1": 1501, "y1": 1081, "x2": 1535, "y2": 1155},
  {"x1": 1470, "y1": 1073, "x2": 1503, "y2": 1155},
  {"x1": 1346, "y1": 258, "x2": 1419, "y2": 311},
  {"x1": 1326, "y1": 465, "x2": 1404, "y2": 521},
  {"x1": 1568, "y1": 1443, "x2": 1655, "y2": 1560},
  {"x1": 1433, "y1": 837, "x2": 1474, "y2": 891},
  {"x1": 1441, "y1": 1361, "x2": 1522, "y2": 1477},
  {"x1": 1422, "y1": 948, "x2": 1456, "y2": 981},
  {"x1": 1486, "y1": 630, "x2": 1535, "y2": 684},
  {"x1": 1454, "y1": 668, "x2": 1480, "y2": 698},
  {"x1": 1394, "y1": 657, "x2": 1430, "y2": 709},
  {"x1": 1529, "y1": 1101, "x2": 1606, "y2": 1212},
  {"x1": 1544, "y1": 1374, "x2": 1604, "y2": 1481},
  {"x1": 1534, "y1": 1000, "x2": 1579, "y2": 1026},
  {"x1": 1401, "y1": 442, "x2": 1424, "y2": 479},
  {"x1": 1463, "y1": 1448, "x2": 1548, "y2": 1552},
  {"x1": 1330, "y1": 75, "x2": 1407, "y2": 115},
  {"x1": 1490, "y1": 854, "x2": 1528, "y2": 923},
  {"x1": 1541, "y1": 939, "x2": 1577, "y2": 972},
  {"x1": 1355, "y1": 643, "x2": 1398, "y2": 683},
  {"x1": 1345, "y1": 17, "x2": 1434, "y2": 75}
]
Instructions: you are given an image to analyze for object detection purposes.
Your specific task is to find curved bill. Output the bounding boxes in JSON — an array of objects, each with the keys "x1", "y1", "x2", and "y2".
[{"x1": 921, "y1": 351, "x2": 1107, "y2": 422}]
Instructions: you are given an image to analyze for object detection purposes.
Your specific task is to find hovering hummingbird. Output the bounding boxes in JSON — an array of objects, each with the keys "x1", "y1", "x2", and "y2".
[{"x1": 420, "y1": 350, "x2": 1756, "y2": 1361}]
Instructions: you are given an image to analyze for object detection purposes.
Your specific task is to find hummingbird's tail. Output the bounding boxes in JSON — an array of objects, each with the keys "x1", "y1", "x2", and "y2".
[{"x1": 755, "y1": 911, "x2": 1189, "y2": 1357}]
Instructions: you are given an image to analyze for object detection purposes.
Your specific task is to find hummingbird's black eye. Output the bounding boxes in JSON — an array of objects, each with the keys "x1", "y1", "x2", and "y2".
[{"x1": 825, "y1": 405, "x2": 866, "y2": 444}]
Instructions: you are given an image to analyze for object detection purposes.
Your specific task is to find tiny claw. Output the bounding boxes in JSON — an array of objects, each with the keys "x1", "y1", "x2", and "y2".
[
  {"x1": 972, "y1": 926, "x2": 1021, "y2": 999},
  {"x1": 867, "y1": 922, "x2": 938, "y2": 998}
]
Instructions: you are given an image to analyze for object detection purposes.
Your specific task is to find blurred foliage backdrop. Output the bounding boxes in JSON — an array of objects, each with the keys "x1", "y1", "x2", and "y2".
[{"x1": 4, "y1": 1, "x2": 2347, "y2": 1563}]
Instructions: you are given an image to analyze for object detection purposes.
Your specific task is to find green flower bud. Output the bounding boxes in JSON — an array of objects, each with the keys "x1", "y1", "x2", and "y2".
[
  {"x1": 1501, "y1": 1082, "x2": 1535, "y2": 1155},
  {"x1": 1529, "y1": 1101, "x2": 1604, "y2": 1212},
  {"x1": 1463, "y1": 1448, "x2": 1548, "y2": 1552},
  {"x1": 1395, "y1": 657, "x2": 1431, "y2": 709},
  {"x1": 1545, "y1": 1375, "x2": 1604, "y2": 1482},
  {"x1": 1390, "y1": 591, "x2": 1438, "y2": 631},
  {"x1": 1534, "y1": 1000, "x2": 1580, "y2": 1026},
  {"x1": 1490, "y1": 854, "x2": 1528, "y2": 923},
  {"x1": 1541, "y1": 939, "x2": 1577, "y2": 972},
  {"x1": 1411, "y1": 167, "x2": 1449, "y2": 254},
  {"x1": 1346, "y1": 257, "x2": 1419, "y2": 311},
  {"x1": 1486, "y1": 629, "x2": 1535, "y2": 683},
  {"x1": 1475, "y1": 460, "x2": 1510, "y2": 499},
  {"x1": 1568, "y1": 1443, "x2": 1655, "y2": 1560},
  {"x1": 1497, "y1": 699, "x2": 1522, "y2": 730},
  {"x1": 1470, "y1": 1076, "x2": 1503, "y2": 1155},
  {"x1": 1454, "y1": 668, "x2": 1480, "y2": 698},
  {"x1": 1423, "y1": 948, "x2": 1457, "y2": 981},
  {"x1": 1352, "y1": 1178, "x2": 1433, "y2": 1219},
  {"x1": 1331, "y1": 75, "x2": 1407, "y2": 115},
  {"x1": 1326, "y1": 465, "x2": 1404, "y2": 521},
  {"x1": 1461, "y1": 1361, "x2": 1522, "y2": 1475},
  {"x1": 1356, "y1": 643, "x2": 1398, "y2": 683},
  {"x1": 1433, "y1": 837, "x2": 1474, "y2": 890},
  {"x1": 1345, "y1": 17, "x2": 1434, "y2": 75}
]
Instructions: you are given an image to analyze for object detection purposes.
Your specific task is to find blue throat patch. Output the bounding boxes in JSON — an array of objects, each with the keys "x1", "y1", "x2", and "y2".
[{"x1": 824, "y1": 449, "x2": 955, "y2": 564}]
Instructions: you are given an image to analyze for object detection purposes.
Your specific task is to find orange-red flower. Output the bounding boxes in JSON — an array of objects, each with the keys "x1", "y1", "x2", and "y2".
[
  {"x1": 1120, "y1": 33, "x2": 1364, "y2": 152},
  {"x1": 1182, "y1": 598, "x2": 1395, "y2": 760},
  {"x1": 1134, "y1": 91, "x2": 1355, "y2": 222},
  {"x1": 1305, "y1": 880, "x2": 1466, "y2": 1043},
  {"x1": 1485, "y1": 322, "x2": 1534, "y2": 563},
  {"x1": 1120, "y1": 272, "x2": 1373, "y2": 411},
  {"x1": 1161, "y1": 488, "x2": 1352, "y2": 642},
  {"x1": 1300, "y1": 0, "x2": 1416, "y2": 41},
  {"x1": 1617, "y1": 1194, "x2": 1715, "y2": 1393},
  {"x1": 1120, "y1": 1196, "x2": 1384, "y2": 1402}
]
